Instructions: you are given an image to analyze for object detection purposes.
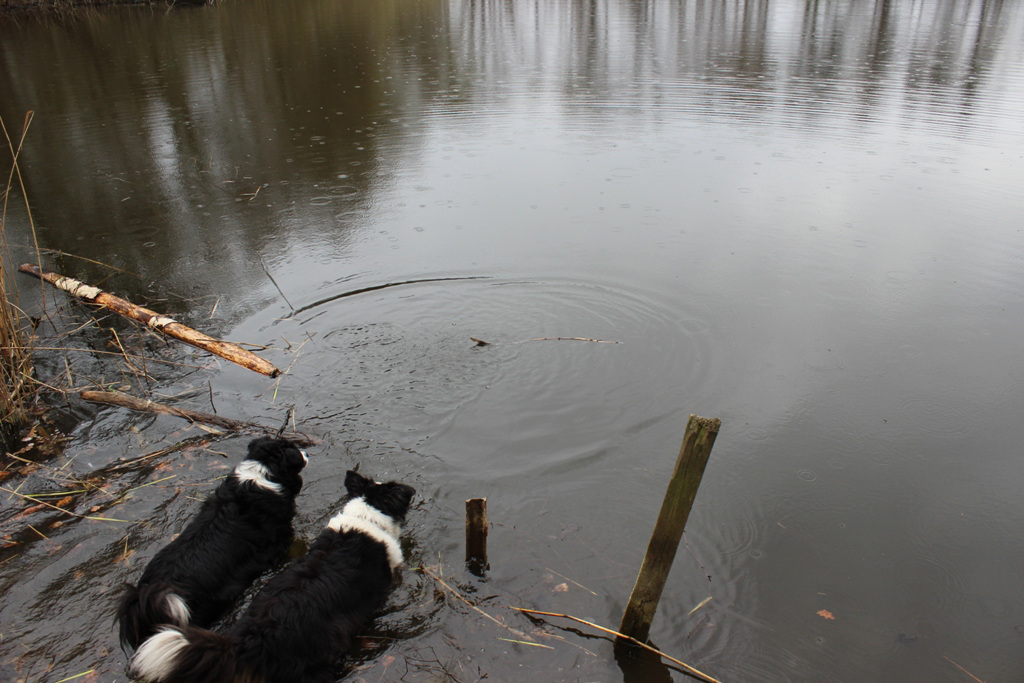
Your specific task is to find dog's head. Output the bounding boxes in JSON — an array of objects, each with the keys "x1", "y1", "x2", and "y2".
[
  {"x1": 243, "y1": 437, "x2": 308, "y2": 496},
  {"x1": 344, "y1": 470, "x2": 415, "y2": 521}
]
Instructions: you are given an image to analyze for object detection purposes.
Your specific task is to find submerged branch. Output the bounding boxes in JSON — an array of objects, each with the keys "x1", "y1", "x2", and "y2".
[{"x1": 80, "y1": 389, "x2": 317, "y2": 446}]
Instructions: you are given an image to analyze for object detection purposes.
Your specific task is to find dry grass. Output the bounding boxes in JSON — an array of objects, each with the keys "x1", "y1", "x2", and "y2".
[{"x1": 1, "y1": 112, "x2": 37, "y2": 450}]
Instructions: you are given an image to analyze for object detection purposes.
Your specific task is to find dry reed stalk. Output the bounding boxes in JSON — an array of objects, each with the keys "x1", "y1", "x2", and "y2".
[
  {"x1": 0, "y1": 113, "x2": 37, "y2": 446},
  {"x1": 510, "y1": 607, "x2": 722, "y2": 683},
  {"x1": 0, "y1": 484, "x2": 129, "y2": 523},
  {"x1": 418, "y1": 565, "x2": 547, "y2": 646},
  {"x1": 943, "y1": 655, "x2": 985, "y2": 683}
]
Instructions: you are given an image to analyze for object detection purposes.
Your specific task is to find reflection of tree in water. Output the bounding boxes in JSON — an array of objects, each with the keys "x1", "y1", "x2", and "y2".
[
  {"x1": 1, "y1": 0, "x2": 1019, "y2": 304},
  {"x1": 1, "y1": 0, "x2": 437, "y2": 303},
  {"x1": 453, "y1": 0, "x2": 1016, "y2": 129}
]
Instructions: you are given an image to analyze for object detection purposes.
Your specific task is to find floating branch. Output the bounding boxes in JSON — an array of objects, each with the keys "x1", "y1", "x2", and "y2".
[
  {"x1": 512, "y1": 608, "x2": 721, "y2": 683},
  {"x1": 528, "y1": 337, "x2": 620, "y2": 344},
  {"x1": 620, "y1": 414, "x2": 721, "y2": 643},
  {"x1": 470, "y1": 336, "x2": 620, "y2": 346},
  {"x1": 258, "y1": 254, "x2": 295, "y2": 313},
  {"x1": 80, "y1": 389, "x2": 317, "y2": 446},
  {"x1": 18, "y1": 264, "x2": 281, "y2": 377}
]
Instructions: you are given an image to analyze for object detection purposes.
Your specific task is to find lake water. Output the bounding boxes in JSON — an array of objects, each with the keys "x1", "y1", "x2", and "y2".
[{"x1": 3, "y1": 0, "x2": 1024, "y2": 680}]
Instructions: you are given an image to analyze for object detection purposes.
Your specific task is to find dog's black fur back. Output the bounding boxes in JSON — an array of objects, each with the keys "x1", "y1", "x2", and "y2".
[
  {"x1": 230, "y1": 521, "x2": 397, "y2": 682},
  {"x1": 129, "y1": 471, "x2": 414, "y2": 683},
  {"x1": 117, "y1": 437, "x2": 307, "y2": 650}
]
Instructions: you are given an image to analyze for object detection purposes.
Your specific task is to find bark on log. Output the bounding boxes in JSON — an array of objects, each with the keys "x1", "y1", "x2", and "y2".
[
  {"x1": 80, "y1": 389, "x2": 317, "y2": 446},
  {"x1": 18, "y1": 264, "x2": 281, "y2": 377}
]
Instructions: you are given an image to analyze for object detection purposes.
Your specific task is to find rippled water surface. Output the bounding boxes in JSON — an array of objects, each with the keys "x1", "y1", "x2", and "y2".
[{"x1": 3, "y1": 0, "x2": 1024, "y2": 680}]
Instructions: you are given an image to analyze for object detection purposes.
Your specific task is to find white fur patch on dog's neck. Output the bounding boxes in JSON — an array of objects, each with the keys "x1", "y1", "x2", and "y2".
[
  {"x1": 234, "y1": 460, "x2": 283, "y2": 493},
  {"x1": 327, "y1": 497, "x2": 403, "y2": 569}
]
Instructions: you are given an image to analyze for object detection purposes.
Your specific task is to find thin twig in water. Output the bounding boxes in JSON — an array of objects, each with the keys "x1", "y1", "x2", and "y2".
[
  {"x1": 497, "y1": 637, "x2": 551, "y2": 648},
  {"x1": 277, "y1": 407, "x2": 295, "y2": 439},
  {"x1": 943, "y1": 655, "x2": 985, "y2": 683},
  {"x1": 420, "y1": 566, "x2": 516, "y2": 630},
  {"x1": 266, "y1": 336, "x2": 310, "y2": 404},
  {"x1": 471, "y1": 336, "x2": 620, "y2": 346},
  {"x1": 683, "y1": 531, "x2": 714, "y2": 613},
  {"x1": 110, "y1": 328, "x2": 149, "y2": 382},
  {"x1": 51, "y1": 670, "x2": 96, "y2": 683},
  {"x1": 418, "y1": 566, "x2": 546, "y2": 646},
  {"x1": 26, "y1": 247, "x2": 142, "y2": 278},
  {"x1": 119, "y1": 475, "x2": 177, "y2": 496},
  {"x1": 417, "y1": 566, "x2": 598, "y2": 654},
  {"x1": 545, "y1": 567, "x2": 600, "y2": 597},
  {"x1": 208, "y1": 380, "x2": 217, "y2": 415},
  {"x1": 259, "y1": 254, "x2": 295, "y2": 313},
  {"x1": 509, "y1": 607, "x2": 721, "y2": 683},
  {"x1": 688, "y1": 596, "x2": 712, "y2": 616},
  {"x1": 528, "y1": 337, "x2": 619, "y2": 344}
]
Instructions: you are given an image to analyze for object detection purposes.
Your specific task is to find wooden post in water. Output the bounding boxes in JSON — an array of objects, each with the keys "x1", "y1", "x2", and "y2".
[
  {"x1": 619, "y1": 414, "x2": 721, "y2": 643},
  {"x1": 466, "y1": 498, "x2": 488, "y2": 575}
]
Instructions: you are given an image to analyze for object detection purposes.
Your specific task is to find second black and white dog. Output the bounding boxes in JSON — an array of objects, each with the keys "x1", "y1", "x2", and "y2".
[
  {"x1": 129, "y1": 470, "x2": 415, "y2": 683},
  {"x1": 117, "y1": 437, "x2": 308, "y2": 651}
]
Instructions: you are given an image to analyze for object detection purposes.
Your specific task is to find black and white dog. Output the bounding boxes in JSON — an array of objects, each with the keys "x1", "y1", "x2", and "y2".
[
  {"x1": 129, "y1": 470, "x2": 415, "y2": 683},
  {"x1": 117, "y1": 437, "x2": 308, "y2": 651}
]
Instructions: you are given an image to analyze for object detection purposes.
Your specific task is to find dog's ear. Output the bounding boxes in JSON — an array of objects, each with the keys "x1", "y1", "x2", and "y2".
[
  {"x1": 281, "y1": 444, "x2": 306, "y2": 470},
  {"x1": 345, "y1": 470, "x2": 370, "y2": 496},
  {"x1": 246, "y1": 436, "x2": 274, "y2": 460},
  {"x1": 382, "y1": 483, "x2": 415, "y2": 517}
]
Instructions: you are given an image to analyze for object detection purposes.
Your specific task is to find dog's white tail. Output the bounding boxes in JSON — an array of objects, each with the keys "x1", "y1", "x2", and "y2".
[
  {"x1": 131, "y1": 628, "x2": 189, "y2": 682},
  {"x1": 129, "y1": 623, "x2": 236, "y2": 683}
]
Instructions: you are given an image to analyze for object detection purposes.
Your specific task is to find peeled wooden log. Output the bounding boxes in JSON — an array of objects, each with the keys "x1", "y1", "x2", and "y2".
[
  {"x1": 19, "y1": 264, "x2": 280, "y2": 377},
  {"x1": 80, "y1": 389, "x2": 317, "y2": 446}
]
